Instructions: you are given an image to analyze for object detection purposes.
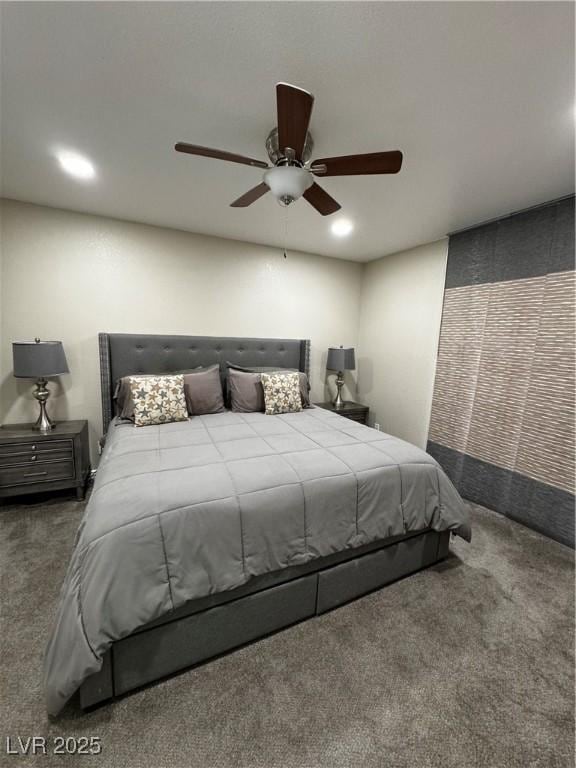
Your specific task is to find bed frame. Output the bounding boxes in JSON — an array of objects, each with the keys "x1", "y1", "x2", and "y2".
[{"x1": 79, "y1": 333, "x2": 451, "y2": 709}]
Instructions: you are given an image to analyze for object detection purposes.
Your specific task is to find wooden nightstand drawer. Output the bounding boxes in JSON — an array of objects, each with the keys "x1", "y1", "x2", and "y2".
[
  {"x1": 314, "y1": 401, "x2": 369, "y2": 426},
  {"x1": 0, "y1": 448, "x2": 73, "y2": 467},
  {"x1": 0, "y1": 460, "x2": 75, "y2": 488},
  {"x1": 0, "y1": 439, "x2": 73, "y2": 457},
  {"x1": 344, "y1": 412, "x2": 368, "y2": 423}
]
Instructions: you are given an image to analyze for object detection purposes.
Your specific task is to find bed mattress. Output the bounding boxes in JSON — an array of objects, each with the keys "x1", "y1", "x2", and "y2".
[{"x1": 44, "y1": 407, "x2": 470, "y2": 714}]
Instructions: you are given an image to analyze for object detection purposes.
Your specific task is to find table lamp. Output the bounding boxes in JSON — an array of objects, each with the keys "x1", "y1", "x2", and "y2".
[
  {"x1": 12, "y1": 338, "x2": 69, "y2": 433},
  {"x1": 326, "y1": 346, "x2": 355, "y2": 409}
]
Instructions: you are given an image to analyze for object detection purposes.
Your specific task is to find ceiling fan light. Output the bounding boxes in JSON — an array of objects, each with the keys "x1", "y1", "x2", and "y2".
[{"x1": 263, "y1": 166, "x2": 312, "y2": 204}]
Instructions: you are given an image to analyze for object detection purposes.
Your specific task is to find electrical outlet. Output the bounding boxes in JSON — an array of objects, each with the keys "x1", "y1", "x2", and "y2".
[{"x1": 374, "y1": 423, "x2": 380, "y2": 431}]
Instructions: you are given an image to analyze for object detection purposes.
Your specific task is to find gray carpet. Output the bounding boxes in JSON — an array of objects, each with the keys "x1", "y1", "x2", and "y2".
[{"x1": 1, "y1": 492, "x2": 573, "y2": 768}]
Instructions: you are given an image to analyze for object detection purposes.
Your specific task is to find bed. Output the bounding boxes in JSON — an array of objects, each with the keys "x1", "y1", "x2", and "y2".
[{"x1": 44, "y1": 333, "x2": 471, "y2": 715}]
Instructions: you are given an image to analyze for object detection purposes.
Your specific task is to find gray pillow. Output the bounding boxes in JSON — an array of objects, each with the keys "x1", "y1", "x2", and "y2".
[
  {"x1": 182, "y1": 365, "x2": 225, "y2": 415},
  {"x1": 227, "y1": 369, "x2": 264, "y2": 413},
  {"x1": 226, "y1": 362, "x2": 311, "y2": 408}
]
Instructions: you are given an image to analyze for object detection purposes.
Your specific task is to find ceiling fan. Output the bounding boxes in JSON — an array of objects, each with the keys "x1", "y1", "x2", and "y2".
[{"x1": 175, "y1": 83, "x2": 403, "y2": 216}]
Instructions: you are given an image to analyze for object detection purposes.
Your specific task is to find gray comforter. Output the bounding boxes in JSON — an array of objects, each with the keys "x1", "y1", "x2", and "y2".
[{"x1": 44, "y1": 407, "x2": 470, "y2": 714}]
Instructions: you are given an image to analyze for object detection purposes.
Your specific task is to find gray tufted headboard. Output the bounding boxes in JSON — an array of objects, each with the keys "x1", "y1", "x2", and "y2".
[{"x1": 98, "y1": 333, "x2": 311, "y2": 433}]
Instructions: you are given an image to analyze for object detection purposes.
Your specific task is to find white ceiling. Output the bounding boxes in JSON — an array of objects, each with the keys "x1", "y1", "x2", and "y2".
[{"x1": 1, "y1": 2, "x2": 574, "y2": 262}]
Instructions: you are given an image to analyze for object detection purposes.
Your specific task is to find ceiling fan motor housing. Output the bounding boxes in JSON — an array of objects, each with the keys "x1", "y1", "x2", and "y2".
[{"x1": 266, "y1": 127, "x2": 314, "y2": 166}]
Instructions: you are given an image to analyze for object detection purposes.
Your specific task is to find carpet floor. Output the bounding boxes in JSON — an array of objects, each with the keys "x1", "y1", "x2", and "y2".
[{"x1": 1, "y1": 492, "x2": 573, "y2": 768}]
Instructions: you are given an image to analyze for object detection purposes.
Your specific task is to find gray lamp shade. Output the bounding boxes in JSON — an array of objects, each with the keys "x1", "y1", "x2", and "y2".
[
  {"x1": 326, "y1": 346, "x2": 356, "y2": 372},
  {"x1": 13, "y1": 340, "x2": 69, "y2": 379}
]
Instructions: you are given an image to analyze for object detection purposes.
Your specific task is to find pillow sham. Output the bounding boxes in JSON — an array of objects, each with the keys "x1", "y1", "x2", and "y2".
[
  {"x1": 225, "y1": 362, "x2": 311, "y2": 408},
  {"x1": 130, "y1": 375, "x2": 188, "y2": 427},
  {"x1": 181, "y1": 365, "x2": 225, "y2": 415},
  {"x1": 227, "y1": 369, "x2": 264, "y2": 413},
  {"x1": 260, "y1": 372, "x2": 303, "y2": 416}
]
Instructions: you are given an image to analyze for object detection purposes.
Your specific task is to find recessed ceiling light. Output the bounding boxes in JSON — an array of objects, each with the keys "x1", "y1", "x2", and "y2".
[
  {"x1": 331, "y1": 218, "x2": 354, "y2": 237},
  {"x1": 56, "y1": 151, "x2": 96, "y2": 180}
]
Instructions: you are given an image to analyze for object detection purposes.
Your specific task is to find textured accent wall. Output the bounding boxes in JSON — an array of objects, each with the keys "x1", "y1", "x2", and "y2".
[{"x1": 428, "y1": 197, "x2": 575, "y2": 548}]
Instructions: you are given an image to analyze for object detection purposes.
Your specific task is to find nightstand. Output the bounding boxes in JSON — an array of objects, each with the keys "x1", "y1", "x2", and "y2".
[
  {"x1": 0, "y1": 420, "x2": 90, "y2": 501},
  {"x1": 314, "y1": 401, "x2": 369, "y2": 425}
]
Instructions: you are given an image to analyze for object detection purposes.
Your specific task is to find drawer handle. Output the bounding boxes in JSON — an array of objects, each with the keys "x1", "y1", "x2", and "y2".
[
  {"x1": 24, "y1": 471, "x2": 48, "y2": 478},
  {"x1": 30, "y1": 456, "x2": 37, "y2": 462},
  {"x1": 31, "y1": 445, "x2": 37, "y2": 450}
]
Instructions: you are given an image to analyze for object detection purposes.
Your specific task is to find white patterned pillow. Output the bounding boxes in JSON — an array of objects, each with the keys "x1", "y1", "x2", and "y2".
[
  {"x1": 260, "y1": 372, "x2": 303, "y2": 416},
  {"x1": 129, "y1": 375, "x2": 188, "y2": 427}
]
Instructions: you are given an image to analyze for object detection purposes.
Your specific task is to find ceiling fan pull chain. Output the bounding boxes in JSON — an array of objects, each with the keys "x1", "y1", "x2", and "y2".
[{"x1": 283, "y1": 206, "x2": 289, "y2": 259}]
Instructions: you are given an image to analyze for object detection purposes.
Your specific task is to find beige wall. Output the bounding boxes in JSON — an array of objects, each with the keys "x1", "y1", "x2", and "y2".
[
  {"x1": 0, "y1": 200, "x2": 362, "y2": 461},
  {"x1": 0, "y1": 199, "x2": 448, "y2": 462},
  {"x1": 356, "y1": 239, "x2": 448, "y2": 448},
  {"x1": 0, "y1": 203, "x2": 3, "y2": 395}
]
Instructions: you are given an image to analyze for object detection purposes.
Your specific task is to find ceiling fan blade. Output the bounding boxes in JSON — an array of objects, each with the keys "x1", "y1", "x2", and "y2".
[
  {"x1": 276, "y1": 83, "x2": 314, "y2": 161},
  {"x1": 303, "y1": 183, "x2": 341, "y2": 216},
  {"x1": 175, "y1": 143, "x2": 268, "y2": 169},
  {"x1": 230, "y1": 182, "x2": 270, "y2": 208},
  {"x1": 311, "y1": 151, "x2": 403, "y2": 176}
]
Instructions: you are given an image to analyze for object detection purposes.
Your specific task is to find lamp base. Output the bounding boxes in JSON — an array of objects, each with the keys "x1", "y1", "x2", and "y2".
[
  {"x1": 332, "y1": 371, "x2": 346, "y2": 409},
  {"x1": 33, "y1": 378, "x2": 54, "y2": 434}
]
